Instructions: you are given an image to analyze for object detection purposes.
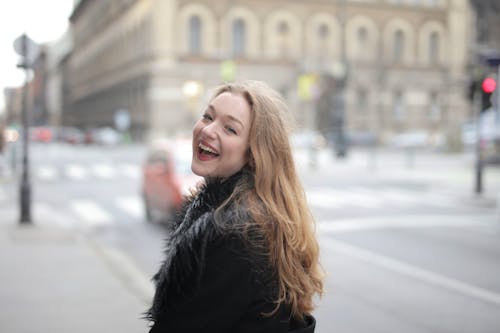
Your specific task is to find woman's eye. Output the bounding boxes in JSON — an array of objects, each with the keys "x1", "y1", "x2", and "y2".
[
  {"x1": 225, "y1": 126, "x2": 237, "y2": 135},
  {"x1": 202, "y1": 113, "x2": 213, "y2": 121}
]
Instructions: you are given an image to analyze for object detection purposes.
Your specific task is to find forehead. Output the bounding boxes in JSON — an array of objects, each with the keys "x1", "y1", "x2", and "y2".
[{"x1": 210, "y1": 92, "x2": 251, "y2": 121}]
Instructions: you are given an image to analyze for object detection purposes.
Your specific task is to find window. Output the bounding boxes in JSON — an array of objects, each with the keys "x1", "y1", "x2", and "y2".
[
  {"x1": 277, "y1": 21, "x2": 291, "y2": 57},
  {"x1": 393, "y1": 30, "x2": 405, "y2": 63},
  {"x1": 278, "y1": 21, "x2": 289, "y2": 36},
  {"x1": 357, "y1": 27, "x2": 368, "y2": 61},
  {"x1": 429, "y1": 92, "x2": 441, "y2": 122},
  {"x1": 232, "y1": 18, "x2": 246, "y2": 57},
  {"x1": 188, "y1": 15, "x2": 202, "y2": 55},
  {"x1": 428, "y1": 32, "x2": 439, "y2": 65},
  {"x1": 357, "y1": 89, "x2": 368, "y2": 114},
  {"x1": 393, "y1": 91, "x2": 405, "y2": 122},
  {"x1": 318, "y1": 23, "x2": 329, "y2": 39}
]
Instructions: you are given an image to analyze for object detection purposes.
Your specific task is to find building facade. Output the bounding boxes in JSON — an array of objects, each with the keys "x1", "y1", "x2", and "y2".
[{"x1": 67, "y1": 0, "x2": 471, "y2": 143}]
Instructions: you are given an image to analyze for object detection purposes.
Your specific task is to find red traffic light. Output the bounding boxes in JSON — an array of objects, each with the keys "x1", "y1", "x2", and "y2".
[{"x1": 482, "y1": 77, "x2": 496, "y2": 93}]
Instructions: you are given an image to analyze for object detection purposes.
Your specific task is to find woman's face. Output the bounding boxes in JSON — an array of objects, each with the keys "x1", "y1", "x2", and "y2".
[{"x1": 191, "y1": 91, "x2": 251, "y2": 179}]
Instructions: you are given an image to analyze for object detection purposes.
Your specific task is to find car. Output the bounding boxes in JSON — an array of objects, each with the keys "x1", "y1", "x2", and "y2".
[
  {"x1": 141, "y1": 139, "x2": 203, "y2": 224},
  {"x1": 30, "y1": 126, "x2": 53, "y2": 142},
  {"x1": 57, "y1": 126, "x2": 85, "y2": 144},
  {"x1": 462, "y1": 109, "x2": 500, "y2": 152},
  {"x1": 91, "y1": 127, "x2": 121, "y2": 145}
]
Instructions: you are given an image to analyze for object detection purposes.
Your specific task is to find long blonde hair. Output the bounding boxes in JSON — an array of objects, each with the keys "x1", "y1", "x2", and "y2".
[{"x1": 212, "y1": 80, "x2": 323, "y2": 319}]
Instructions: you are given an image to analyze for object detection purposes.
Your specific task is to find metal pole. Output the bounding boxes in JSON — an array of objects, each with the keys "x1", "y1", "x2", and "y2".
[
  {"x1": 19, "y1": 34, "x2": 31, "y2": 223},
  {"x1": 497, "y1": 66, "x2": 500, "y2": 122},
  {"x1": 473, "y1": 88, "x2": 482, "y2": 194}
]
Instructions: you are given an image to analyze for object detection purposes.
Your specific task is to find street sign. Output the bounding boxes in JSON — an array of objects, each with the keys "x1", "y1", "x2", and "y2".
[
  {"x1": 114, "y1": 109, "x2": 131, "y2": 131},
  {"x1": 220, "y1": 60, "x2": 236, "y2": 82},
  {"x1": 13, "y1": 34, "x2": 39, "y2": 68},
  {"x1": 485, "y1": 55, "x2": 500, "y2": 67}
]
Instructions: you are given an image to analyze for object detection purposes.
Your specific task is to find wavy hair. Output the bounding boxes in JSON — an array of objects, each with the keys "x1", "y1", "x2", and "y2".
[{"x1": 211, "y1": 80, "x2": 323, "y2": 319}]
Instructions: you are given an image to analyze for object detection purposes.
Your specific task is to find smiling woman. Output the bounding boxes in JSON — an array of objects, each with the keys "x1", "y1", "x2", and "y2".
[
  {"x1": 146, "y1": 80, "x2": 323, "y2": 333},
  {"x1": 191, "y1": 91, "x2": 252, "y2": 179}
]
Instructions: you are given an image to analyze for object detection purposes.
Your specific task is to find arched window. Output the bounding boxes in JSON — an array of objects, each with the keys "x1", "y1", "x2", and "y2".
[
  {"x1": 188, "y1": 15, "x2": 202, "y2": 55},
  {"x1": 318, "y1": 23, "x2": 329, "y2": 39},
  {"x1": 428, "y1": 32, "x2": 439, "y2": 65},
  {"x1": 316, "y1": 23, "x2": 330, "y2": 60},
  {"x1": 393, "y1": 29, "x2": 405, "y2": 63},
  {"x1": 232, "y1": 18, "x2": 246, "y2": 57},
  {"x1": 278, "y1": 21, "x2": 289, "y2": 36},
  {"x1": 277, "y1": 21, "x2": 290, "y2": 57},
  {"x1": 357, "y1": 27, "x2": 368, "y2": 61}
]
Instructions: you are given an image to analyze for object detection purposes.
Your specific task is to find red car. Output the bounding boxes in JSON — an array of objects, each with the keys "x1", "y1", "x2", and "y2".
[{"x1": 142, "y1": 140, "x2": 202, "y2": 224}]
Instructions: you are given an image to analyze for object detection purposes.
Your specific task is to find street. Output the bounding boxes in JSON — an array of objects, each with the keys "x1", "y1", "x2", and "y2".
[{"x1": 1, "y1": 142, "x2": 500, "y2": 332}]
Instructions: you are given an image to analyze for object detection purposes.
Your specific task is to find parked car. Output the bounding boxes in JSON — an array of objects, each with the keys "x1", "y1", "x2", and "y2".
[
  {"x1": 141, "y1": 139, "x2": 202, "y2": 224},
  {"x1": 30, "y1": 126, "x2": 53, "y2": 142},
  {"x1": 57, "y1": 126, "x2": 85, "y2": 144},
  {"x1": 462, "y1": 110, "x2": 500, "y2": 149},
  {"x1": 91, "y1": 127, "x2": 121, "y2": 145}
]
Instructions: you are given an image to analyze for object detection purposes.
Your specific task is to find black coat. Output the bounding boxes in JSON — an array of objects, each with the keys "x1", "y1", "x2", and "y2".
[{"x1": 145, "y1": 170, "x2": 316, "y2": 333}]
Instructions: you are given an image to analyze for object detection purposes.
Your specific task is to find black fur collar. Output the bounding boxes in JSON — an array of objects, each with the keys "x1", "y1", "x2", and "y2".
[{"x1": 145, "y1": 169, "x2": 248, "y2": 322}]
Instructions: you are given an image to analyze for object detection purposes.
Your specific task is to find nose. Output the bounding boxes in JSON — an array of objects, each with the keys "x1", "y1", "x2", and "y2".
[{"x1": 200, "y1": 121, "x2": 218, "y2": 139}]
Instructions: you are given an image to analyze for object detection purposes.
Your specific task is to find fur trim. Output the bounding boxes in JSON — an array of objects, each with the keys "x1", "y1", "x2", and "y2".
[{"x1": 145, "y1": 170, "x2": 251, "y2": 322}]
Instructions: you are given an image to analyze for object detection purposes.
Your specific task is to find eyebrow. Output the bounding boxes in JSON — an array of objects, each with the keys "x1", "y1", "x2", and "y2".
[{"x1": 207, "y1": 104, "x2": 245, "y2": 129}]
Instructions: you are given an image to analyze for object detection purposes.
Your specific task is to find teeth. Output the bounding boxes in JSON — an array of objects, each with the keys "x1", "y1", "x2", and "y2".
[{"x1": 199, "y1": 143, "x2": 218, "y2": 155}]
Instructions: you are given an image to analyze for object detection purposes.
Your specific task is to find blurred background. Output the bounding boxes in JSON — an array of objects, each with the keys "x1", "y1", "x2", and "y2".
[{"x1": 1, "y1": 0, "x2": 500, "y2": 332}]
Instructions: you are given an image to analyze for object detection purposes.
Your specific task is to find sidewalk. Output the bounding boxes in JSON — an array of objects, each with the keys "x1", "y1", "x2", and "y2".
[
  {"x1": 0, "y1": 206, "x2": 153, "y2": 333},
  {"x1": 295, "y1": 147, "x2": 500, "y2": 206}
]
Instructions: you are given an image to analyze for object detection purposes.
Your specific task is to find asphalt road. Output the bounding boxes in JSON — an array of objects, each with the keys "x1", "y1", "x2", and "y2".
[{"x1": 1, "y1": 142, "x2": 500, "y2": 332}]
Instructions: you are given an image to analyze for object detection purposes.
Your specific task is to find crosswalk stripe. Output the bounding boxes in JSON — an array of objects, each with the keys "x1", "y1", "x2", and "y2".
[
  {"x1": 317, "y1": 215, "x2": 496, "y2": 233},
  {"x1": 376, "y1": 188, "x2": 421, "y2": 205},
  {"x1": 115, "y1": 196, "x2": 143, "y2": 220},
  {"x1": 70, "y1": 199, "x2": 113, "y2": 226},
  {"x1": 65, "y1": 164, "x2": 88, "y2": 180},
  {"x1": 423, "y1": 192, "x2": 456, "y2": 207},
  {"x1": 306, "y1": 191, "x2": 342, "y2": 209},
  {"x1": 341, "y1": 188, "x2": 382, "y2": 208},
  {"x1": 307, "y1": 188, "x2": 360, "y2": 207},
  {"x1": 307, "y1": 188, "x2": 383, "y2": 209},
  {"x1": 33, "y1": 163, "x2": 142, "y2": 181},
  {"x1": 29, "y1": 197, "x2": 144, "y2": 228},
  {"x1": 120, "y1": 164, "x2": 140, "y2": 179},
  {"x1": 306, "y1": 186, "x2": 463, "y2": 210},
  {"x1": 91, "y1": 164, "x2": 115, "y2": 179},
  {"x1": 36, "y1": 165, "x2": 59, "y2": 181}
]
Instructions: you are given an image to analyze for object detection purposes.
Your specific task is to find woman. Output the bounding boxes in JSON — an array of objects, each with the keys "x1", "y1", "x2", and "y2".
[{"x1": 145, "y1": 80, "x2": 323, "y2": 332}]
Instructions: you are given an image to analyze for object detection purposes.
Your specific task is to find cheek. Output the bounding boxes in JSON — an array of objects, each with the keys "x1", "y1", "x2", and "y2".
[
  {"x1": 230, "y1": 140, "x2": 250, "y2": 161},
  {"x1": 192, "y1": 122, "x2": 203, "y2": 137}
]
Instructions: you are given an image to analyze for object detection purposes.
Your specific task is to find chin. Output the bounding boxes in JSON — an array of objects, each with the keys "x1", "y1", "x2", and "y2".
[{"x1": 191, "y1": 164, "x2": 208, "y2": 178}]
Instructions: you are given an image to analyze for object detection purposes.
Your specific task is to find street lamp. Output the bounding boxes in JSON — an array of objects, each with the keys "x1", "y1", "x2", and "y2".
[
  {"x1": 182, "y1": 80, "x2": 204, "y2": 122},
  {"x1": 13, "y1": 33, "x2": 39, "y2": 224}
]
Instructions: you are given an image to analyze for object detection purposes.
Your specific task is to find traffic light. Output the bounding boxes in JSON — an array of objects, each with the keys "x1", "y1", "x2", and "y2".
[{"x1": 481, "y1": 76, "x2": 496, "y2": 111}]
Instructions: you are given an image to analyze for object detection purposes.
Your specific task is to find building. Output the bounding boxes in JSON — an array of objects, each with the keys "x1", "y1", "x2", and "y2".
[
  {"x1": 3, "y1": 87, "x2": 23, "y2": 125},
  {"x1": 66, "y1": 0, "x2": 471, "y2": 144},
  {"x1": 45, "y1": 31, "x2": 73, "y2": 127}
]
